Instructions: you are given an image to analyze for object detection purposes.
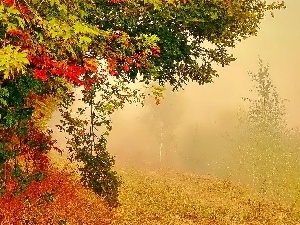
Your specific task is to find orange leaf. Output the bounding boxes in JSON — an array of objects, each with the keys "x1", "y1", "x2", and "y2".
[{"x1": 84, "y1": 58, "x2": 98, "y2": 73}]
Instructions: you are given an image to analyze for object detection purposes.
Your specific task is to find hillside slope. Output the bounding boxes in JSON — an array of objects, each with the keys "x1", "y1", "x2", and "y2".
[{"x1": 112, "y1": 167, "x2": 300, "y2": 225}]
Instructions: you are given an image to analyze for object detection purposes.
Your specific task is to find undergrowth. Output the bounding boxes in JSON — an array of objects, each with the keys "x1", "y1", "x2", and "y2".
[
  {"x1": 2, "y1": 160, "x2": 300, "y2": 224},
  {"x1": 0, "y1": 166, "x2": 113, "y2": 225}
]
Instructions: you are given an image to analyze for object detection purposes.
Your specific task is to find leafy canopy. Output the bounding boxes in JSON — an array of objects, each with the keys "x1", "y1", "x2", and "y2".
[{"x1": 0, "y1": 0, "x2": 285, "y2": 87}]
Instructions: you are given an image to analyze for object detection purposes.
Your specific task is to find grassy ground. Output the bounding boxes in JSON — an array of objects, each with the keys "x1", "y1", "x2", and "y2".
[
  {"x1": 111, "y1": 166, "x2": 300, "y2": 225},
  {"x1": 47, "y1": 153, "x2": 300, "y2": 224}
]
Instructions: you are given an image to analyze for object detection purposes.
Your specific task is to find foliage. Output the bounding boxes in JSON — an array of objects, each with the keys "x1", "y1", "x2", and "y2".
[
  {"x1": 0, "y1": 0, "x2": 285, "y2": 209},
  {"x1": 0, "y1": 0, "x2": 286, "y2": 88},
  {"x1": 230, "y1": 60, "x2": 300, "y2": 203},
  {"x1": 0, "y1": 74, "x2": 61, "y2": 197},
  {"x1": 0, "y1": 169, "x2": 113, "y2": 224},
  {"x1": 88, "y1": 0, "x2": 285, "y2": 88}
]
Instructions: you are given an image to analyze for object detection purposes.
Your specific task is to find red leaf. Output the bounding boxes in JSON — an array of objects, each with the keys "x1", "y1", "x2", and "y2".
[
  {"x1": 123, "y1": 63, "x2": 130, "y2": 72},
  {"x1": 34, "y1": 69, "x2": 48, "y2": 81}
]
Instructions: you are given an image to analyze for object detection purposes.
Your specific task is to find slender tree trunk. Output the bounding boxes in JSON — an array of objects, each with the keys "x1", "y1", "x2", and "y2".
[
  {"x1": 89, "y1": 95, "x2": 94, "y2": 154},
  {"x1": 159, "y1": 121, "x2": 163, "y2": 163}
]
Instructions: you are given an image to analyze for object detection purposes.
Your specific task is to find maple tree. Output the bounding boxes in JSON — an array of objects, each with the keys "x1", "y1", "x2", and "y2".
[{"x1": 0, "y1": 0, "x2": 285, "y2": 212}]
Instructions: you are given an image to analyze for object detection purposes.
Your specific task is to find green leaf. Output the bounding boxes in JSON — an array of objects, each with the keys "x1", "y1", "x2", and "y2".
[
  {"x1": 211, "y1": 12, "x2": 218, "y2": 20},
  {"x1": 17, "y1": 17, "x2": 25, "y2": 29},
  {"x1": 50, "y1": 0, "x2": 55, "y2": 7},
  {"x1": 6, "y1": 6, "x2": 20, "y2": 15},
  {"x1": 0, "y1": 46, "x2": 29, "y2": 79},
  {"x1": 79, "y1": 36, "x2": 92, "y2": 45},
  {"x1": 144, "y1": 0, "x2": 162, "y2": 10},
  {"x1": 11, "y1": 164, "x2": 23, "y2": 178},
  {"x1": 0, "y1": 87, "x2": 9, "y2": 106}
]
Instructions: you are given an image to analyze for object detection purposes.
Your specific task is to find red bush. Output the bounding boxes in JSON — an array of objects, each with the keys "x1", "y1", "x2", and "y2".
[{"x1": 0, "y1": 169, "x2": 113, "y2": 224}]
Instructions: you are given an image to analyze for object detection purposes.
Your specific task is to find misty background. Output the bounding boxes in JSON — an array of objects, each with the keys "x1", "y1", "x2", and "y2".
[
  {"x1": 49, "y1": 0, "x2": 300, "y2": 201},
  {"x1": 107, "y1": 0, "x2": 300, "y2": 169}
]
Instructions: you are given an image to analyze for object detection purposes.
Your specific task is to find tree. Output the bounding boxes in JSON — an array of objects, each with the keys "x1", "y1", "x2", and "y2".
[
  {"x1": 57, "y1": 71, "x2": 144, "y2": 206},
  {"x1": 230, "y1": 60, "x2": 300, "y2": 203},
  {"x1": 142, "y1": 86, "x2": 184, "y2": 164},
  {"x1": 0, "y1": 0, "x2": 285, "y2": 206}
]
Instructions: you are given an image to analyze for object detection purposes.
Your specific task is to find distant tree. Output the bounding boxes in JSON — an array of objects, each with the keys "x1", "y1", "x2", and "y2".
[
  {"x1": 142, "y1": 86, "x2": 184, "y2": 164},
  {"x1": 231, "y1": 60, "x2": 300, "y2": 202}
]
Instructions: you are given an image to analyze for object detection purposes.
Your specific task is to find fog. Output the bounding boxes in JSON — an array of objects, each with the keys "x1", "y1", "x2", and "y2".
[
  {"x1": 49, "y1": 0, "x2": 300, "y2": 201},
  {"x1": 106, "y1": 0, "x2": 300, "y2": 170}
]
